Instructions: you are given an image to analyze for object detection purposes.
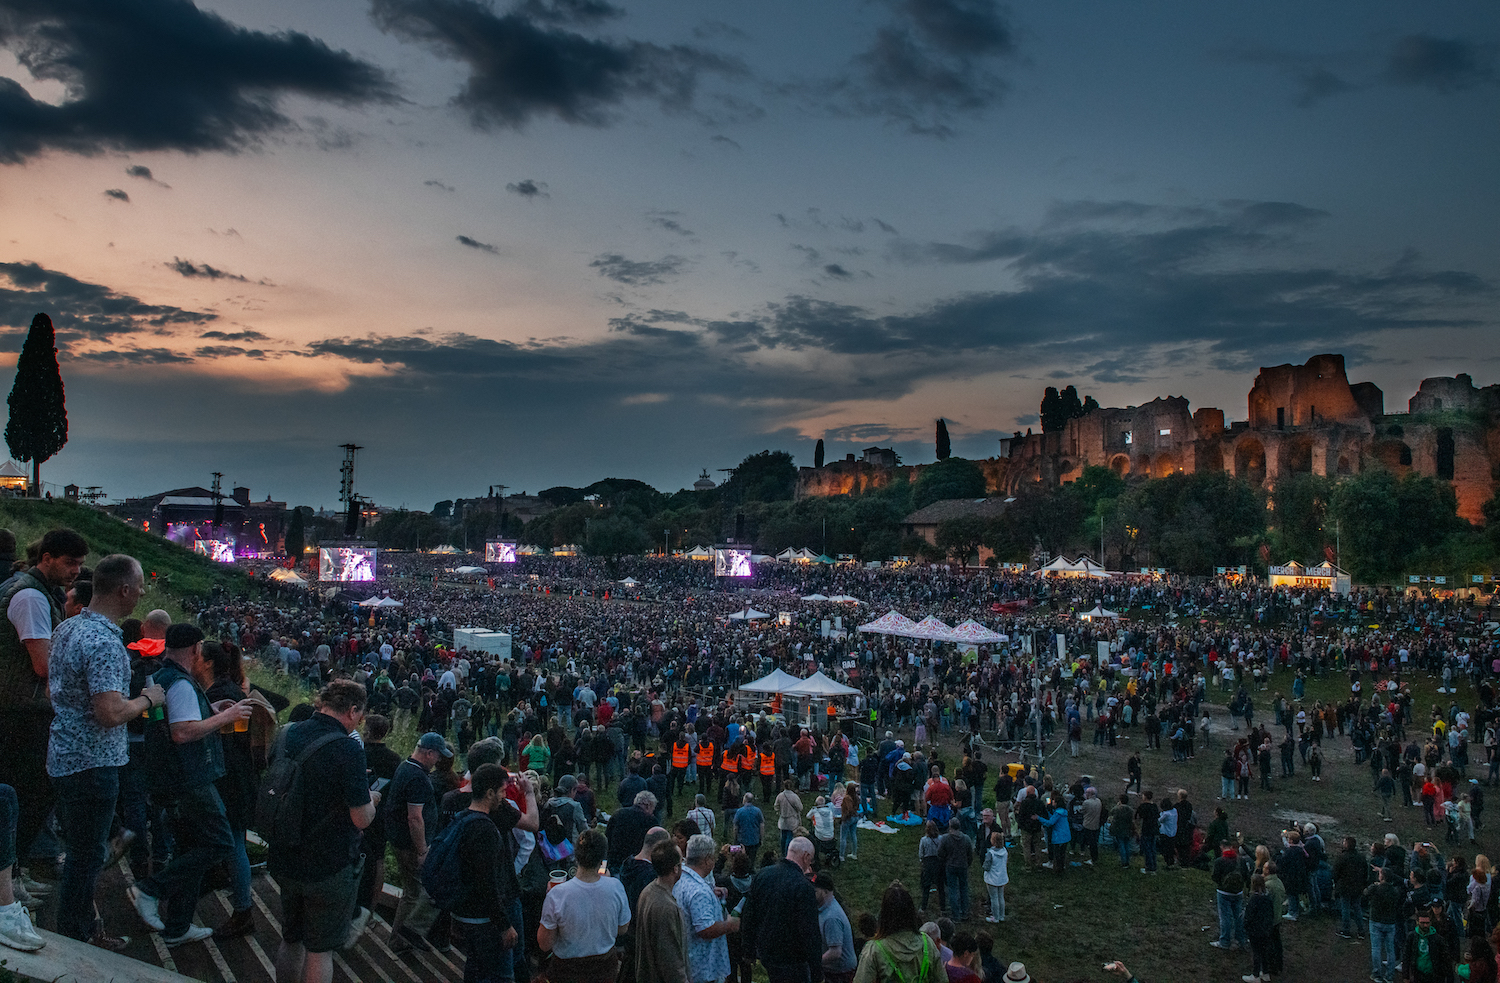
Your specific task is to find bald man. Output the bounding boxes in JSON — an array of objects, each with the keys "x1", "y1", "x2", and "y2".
[{"x1": 742, "y1": 837, "x2": 825, "y2": 983}]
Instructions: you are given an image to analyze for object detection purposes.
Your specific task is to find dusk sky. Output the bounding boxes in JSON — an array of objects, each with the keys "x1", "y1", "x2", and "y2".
[{"x1": 2, "y1": 0, "x2": 1497, "y2": 510}]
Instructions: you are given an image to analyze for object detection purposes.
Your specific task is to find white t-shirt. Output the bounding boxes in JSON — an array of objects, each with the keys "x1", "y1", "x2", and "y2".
[
  {"x1": 539, "y1": 875, "x2": 630, "y2": 959},
  {"x1": 6, "y1": 589, "x2": 53, "y2": 641},
  {"x1": 162, "y1": 677, "x2": 205, "y2": 724}
]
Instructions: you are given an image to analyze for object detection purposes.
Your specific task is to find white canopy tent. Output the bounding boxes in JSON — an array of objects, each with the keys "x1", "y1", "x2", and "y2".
[
  {"x1": 800, "y1": 593, "x2": 830, "y2": 601},
  {"x1": 739, "y1": 668, "x2": 803, "y2": 693},
  {"x1": 619, "y1": 577, "x2": 640, "y2": 586},
  {"x1": 1079, "y1": 605, "x2": 1119, "y2": 620},
  {"x1": 910, "y1": 616, "x2": 957, "y2": 641},
  {"x1": 728, "y1": 607, "x2": 770, "y2": 620},
  {"x1": 454, "y1": 566, "x2": 487, "y2": 575},
  {"x1": 357, "y1": 594, "x2": 383, "y2": 607},
  {"x1": 951, "y1": 620, "x2": 1007, "y2": 643},
  {"x1": 269, "y1": 568, "x2": 307, "y2": 585},
  {"x1": 857, "y1": 610, "x2": 922, "y2": 636},
  {"x1": 780, "y1": 671, "x2": 861, "y2": 698},
  {"x1": 375, "y1": 596, "x2": 404, "y2": 608},
  {"x1": 828, "y1": 594, "x2": 862, "y2": 604}
]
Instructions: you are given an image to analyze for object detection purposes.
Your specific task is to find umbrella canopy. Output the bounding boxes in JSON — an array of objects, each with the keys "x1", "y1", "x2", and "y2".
[
  {"x1": 911, "y1": 616, "x2": 958, "y2": 641},
  {"x1": 781, "y1": 670, "x2": 861, "y2": 698},
  {"x1": 857, "y1": 610, "x2": 920, "y2": 635},
  {"x1": 800, "y1": 593, "x2": 830, "y2": 601},
  {"x1": 739, "y1": 668, "x2": 803, "y2": 693}
]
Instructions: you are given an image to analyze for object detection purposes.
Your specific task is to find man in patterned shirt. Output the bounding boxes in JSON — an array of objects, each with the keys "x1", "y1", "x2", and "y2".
[
  {"x1": 676, "y1": 834, "x2": 739, "y2": 983},
  {"x1": 47, "y1": 554, "x2": 162, "y2": 949}
]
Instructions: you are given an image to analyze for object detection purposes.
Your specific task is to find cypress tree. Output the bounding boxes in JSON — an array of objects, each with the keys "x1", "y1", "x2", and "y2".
[
  {"x1": 5, "y1": 313, "x2": 68, "y2": 495},
  {"x1": 814, "y1": 439, "x2": 825, "y2": 468},
  {"x1": 935, "y1": 418, "x2": 951, "y2": 460}
]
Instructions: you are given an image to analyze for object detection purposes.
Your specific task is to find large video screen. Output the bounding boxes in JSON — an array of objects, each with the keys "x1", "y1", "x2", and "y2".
[
  {"x1": 320, "y1": 546, "x2": 377, "y2": 582},
  {"x1": 485, "y1": 540, "x2": 517, "y2": 563},
  {"x1": 714, "y1": 547, "x2": 752, "y2": 578},
  {"x1": 193, "y1": 539, "x2": 236, "y2": 563}
]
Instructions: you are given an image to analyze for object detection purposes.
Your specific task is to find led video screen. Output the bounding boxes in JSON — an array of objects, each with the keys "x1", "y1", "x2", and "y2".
[
  {"x1": 320, "y1": 546, "x2": 377, "y2": 582},
  {"x1": 485, "y1": 540, "x2": 517, "y2": 563},
  {"x1": 714, "y1": 547, "x2": 752, "y2": 578},
  {"x1": 193, "y1": 540, "x2": 236, "y2": 563}
]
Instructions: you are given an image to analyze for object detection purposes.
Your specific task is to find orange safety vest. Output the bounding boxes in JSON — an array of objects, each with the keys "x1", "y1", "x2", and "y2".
[
  {"x1": 759, "y1": 750, "x2": 775, "y2": 776},
  {"x1": 741, "y1": 748, "x2": 757, "y2": 773},
  {"x1": 697, "y1": 740, "x2": 716, "y2": 767},
  {"x1": 721, "y1": 746, "x2": 739, "y2": 773},
  {"x1": 671, "y1": 740, "x2": 690, "y2": 769}
]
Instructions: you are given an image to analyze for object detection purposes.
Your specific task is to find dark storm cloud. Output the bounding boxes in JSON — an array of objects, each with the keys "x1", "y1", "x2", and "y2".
[
  {"x1": 103, "y1": 188, "x2": 130, "y2": 202},
  {"x1": 1384, "y1": 34, "x2": 1493, "y2": 93},
  {"x1": 0, "y1": 260, "x2": 216, "y2": 346},
  {"x1": 823, "y1": 264, "x2": 852, "y2": 279},
  {"x1": 515, "y1": 0, "x2": 621, "y2": 25},
  {"x1": 456, "y1": 235, "x2": 498, "y2": 253},
  {"x1": 823, "y1": 422, "x2": 920, "y2": 442},
  {"x1": 168, "y1": 257, "x2": 249, "y2": 282},
  {"x1": 0, "y1": 0, "x2": 397, "y2": 165},
  {"x1": 424, "y1": 179, "x2": 456, "y2": 192},
  {"x1": 791, "y1": 0, "x2": 1015, "y2": 135},
  {"x1": 590, "y1": 253, "x2": 686, "y2": 285},
  {"x1": 76, "y1": 347, "x2": 194, "y2": 364},
  {"x1": 506, "y1": 179, "x2": 549, "y2": 197},
  {"x1": 370, "y1": 0, "x2": 745, "y2": 129},
  {"x1": 201, "y1": 329, "x2": 268, "y2": 342},
  {"x1": 126, "y1": 165, "x2": 154, "y2": 180},
  {"x1": 194, "y1": 344, "x2": 268, "y2": 359}
]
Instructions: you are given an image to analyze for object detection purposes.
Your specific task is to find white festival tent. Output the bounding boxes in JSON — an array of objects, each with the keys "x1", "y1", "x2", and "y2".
[
  {"x1": 357, "y1": 595, "x2": 383, "y2": 607},
  {"x1": 739, "y1": 668, "x2": 804, "y2": 693},
  {"x1": 269, "y1": 568, "x2": 307, "y2": 585},
  {"x1": 910, "y1": 616, "x2": 958, "y2": 641},
  {"x1": 728, "y1": 607, "x2": 770, "y2": 620},
  {"x1": 857, "y1": 610, "x2": 922, "y2": 636},
  {"x1": 619, "y1": 577, "x2": 640, "y2": 586},
  {"x1": 454, "y1": 566, "x2": 487, "y2": 575},
  {"x1": 781, "y1": 671, "x2": 861, "y2": 698},
  {"x1": 951, "y1": 620, "x2": 1007, "y2": 643},
  {"x1": 430, "y1": 545, "x2": 462, "y2": 554},
  {"x1": 827, "y1": 594, "x2": 862, "y2": 604},
  {"x1": 375, "y1": 596, "x2": 404, "y2": 608},
  {"x1": 1079, "y1": 605, "x2": 1120, "y2": 620},
  {"x1": 800, "y1": 593, "x2": 831, "y2": 601},
  {"x1": 684, "y1": 545, "x2": 714, "y2": 560}
]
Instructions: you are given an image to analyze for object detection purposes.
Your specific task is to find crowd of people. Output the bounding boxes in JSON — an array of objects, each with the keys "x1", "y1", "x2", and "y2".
[{"x1": 5, "y1": 527, "x2": 1500, "y2": 983}]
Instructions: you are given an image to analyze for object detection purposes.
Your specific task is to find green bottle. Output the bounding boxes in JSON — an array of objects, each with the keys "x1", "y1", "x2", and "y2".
[{"x1": 147, "y1": 673, "x2": 165, "y2": 721}]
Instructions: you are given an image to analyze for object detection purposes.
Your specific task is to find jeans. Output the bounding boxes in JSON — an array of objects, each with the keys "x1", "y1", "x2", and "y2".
[
  {"x1": 781, "y1": 829, "x2": 795, "y2": 855},
  {"x1": 1116, "y1": 834, "x2": 1132, "y2": 866},
  {"x1": 1338, "y1": 896, "x2": 1365, "y2": 936},
  {"x1": 53, "y1": 765, "x2": 120, "y2": 941},
  {"x1": 1369, "y1": 919, "x2": 1397, "y2": 981},
  {"x1": 229, "y1": 827, "x2": 253, "y2": 912},
  {"x1": 1078, "y1": 827, "x2": 1099, "y2": 863},
  {"x1": 1140, "y1": 832, "x2": 1157, "y2": 871},
  {"x1": 861, "y1": 783, "x2": 877, "y2": 814},
  {"x1": 986, "y1": 883, "x2": 1005, "y2": 920},
  {"x1": 1286, "y1": 890, "x2": 1303, "y2": 919},
  {"x1": 1221, "y1": 777, "x2": 1235, "y2": 799},
  {"x1": 1216, "y1": 891, "x2": 1248, "y2": 946},
  {"x1": 839, "y1": 818, "x2": 858, "y2": 859},
  {"x1": 139, "y1": 784, "x2": 237, "y2": 936},
  {"x1": 459, "y1": 917, "x2": 515, "y2": 983},
  {"x1": 945, "y1": 868, "x2": 970, "y2": 920}
]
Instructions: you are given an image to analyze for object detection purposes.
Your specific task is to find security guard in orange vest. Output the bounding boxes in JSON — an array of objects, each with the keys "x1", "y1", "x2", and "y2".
[
  {"x1": 758, "y1": 746, "x2": 776, "y2": 801},
  {"x1": 669, "y1": 732, "x2": 692, "y2": 802},
  {"x1": 740, "y1": 743, "x2": 758, "y2": 784},
  {"x1": 696, "y1": 736, "x2": 716, "y2": 790},
  {"x1": 719, "y1": 739, "x2": 739, "y2": 796}
]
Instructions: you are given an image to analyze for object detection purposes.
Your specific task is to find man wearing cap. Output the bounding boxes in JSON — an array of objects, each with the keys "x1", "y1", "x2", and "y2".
[
  {"x1": 129, "y1": 623, "x2": 251, "y2": 946},
  {"x1": 387, "y1": 731, "x2": 451, "y2": 951},
  {"x1": 813, "y1": 872, "x2": 856, "y2": 983}
]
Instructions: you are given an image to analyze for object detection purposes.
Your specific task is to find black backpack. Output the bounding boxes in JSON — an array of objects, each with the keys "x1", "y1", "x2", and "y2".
[
  {"x1": 421, "y1": 810, "x2": 488, "y2": 910},
  {"x1": 254, "y1": 724, "x2": 349, "y2": 850}
]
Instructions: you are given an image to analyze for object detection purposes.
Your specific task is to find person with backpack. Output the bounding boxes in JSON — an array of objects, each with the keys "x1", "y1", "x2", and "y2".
[
  {"x1": 433, "y1": 763, "x2": 521, "y2": 983},
  {"x1": 265, "y1": 679, "x2": 378, "y2": 983},
  {"x1": 388, "y1": 732, "x2": 453, "y2": 953}
]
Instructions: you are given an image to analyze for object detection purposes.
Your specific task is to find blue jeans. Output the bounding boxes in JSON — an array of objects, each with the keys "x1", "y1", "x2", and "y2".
[
  {"x1": 54, "y1": 765, "x2": 120, "y2": 941},
  {"x1": 1339, "y1": 896, "x2": 1364, "y2": 936},
  {"x1": 1116, "y1": 834, "x2": 1132, "y2": 866},
  {"x1": 1216, "y1": 891, "x2": 1248, "y2": 946},
  {"x1": 138, "y1": 784, "x2": 235, "y2": 936},
  {"x1": 1369, "y1": 920, "x2": 1396, "y2": 981},
  {"x1": 840, "y1": 818, "x2": 858, "y2": 859},
  {"x1": 0, "y1": 784, "x2": 15, "y2": 870},
  {"x1": 781, "y1": 829, "x2": 794, "y2": 855},
  {"x1": 945, "y1": 869, "x2": 970, "y2": 919},
  {"x1": 229, "y1": 827, "x2": 253, "y2": 912},
  {"x1": 1140, "y1": 832, "x2": 1157, "y2": 871},
  {"x1": 458, "y1": 917, "x2": 515, "y2": 983},
  {"x1": 861, "y1": 783, "x2": 877, "y2": 814}
]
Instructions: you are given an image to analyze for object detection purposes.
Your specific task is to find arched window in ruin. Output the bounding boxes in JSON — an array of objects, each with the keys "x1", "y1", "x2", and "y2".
[
  {"x1": 1235, "y1": 439, "x2": 1267, "y2": 486},
  {"x1": 1153, "y1": 452, "x2": 1177, "y2": 479},
  {"x1": 1110, "y1": 454, "x2": 1131, "y2": 477},
  {"x1": 1436, "y1": 428, "x2": 1455, "y2": 480}
]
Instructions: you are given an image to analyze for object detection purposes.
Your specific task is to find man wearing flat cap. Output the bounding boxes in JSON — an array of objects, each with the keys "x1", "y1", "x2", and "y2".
[{"x1": 130, "y1": 623, "x2": 252, "y2": 947}]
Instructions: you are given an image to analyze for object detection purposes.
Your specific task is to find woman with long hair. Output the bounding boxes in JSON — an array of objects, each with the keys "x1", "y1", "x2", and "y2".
[
  {"x1": 853, "y1": 881, "x2": 946, "y2": 983},
  {"x1": 1458, "y1": 935, "x2": 1496, "y2": 983}
]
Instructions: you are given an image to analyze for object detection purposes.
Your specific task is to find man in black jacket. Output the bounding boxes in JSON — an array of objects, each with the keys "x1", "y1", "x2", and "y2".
[
  {"x1": 1332, "y1": 836, "x2": 1369, "y2": 939},
  {"x1": 742, "y1": 837, "x2": 824, "y2": 983}
]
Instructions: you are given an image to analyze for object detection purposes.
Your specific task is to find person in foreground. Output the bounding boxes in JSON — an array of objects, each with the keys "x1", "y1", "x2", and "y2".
[
  {"x1": 538, "y1": 828, "x2": 631, "y2": 983},
  {"x1": 852, "y1": 881, "x2": 945, "y2": 983}
]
